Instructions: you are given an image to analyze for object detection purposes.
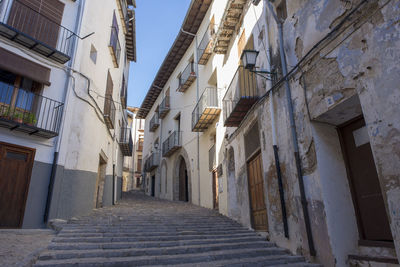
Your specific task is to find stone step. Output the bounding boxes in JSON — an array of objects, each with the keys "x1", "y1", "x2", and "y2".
[
  {"x1": 53, "y1": 232, "x2": 258, "y2": 243},
  {"x1": 40, "y1": 241, "x2": 279, "y2": 261},
  {"x1": 49, "y1": 236, "x2": 268, "y2": 250},
  {"x1": 150, "y1": 255, "x2": 307, "y2": 267},
  {"x1": 60, "y1": 223, "x2": 241, "y2": 229},
  {"x1": 34, "y1": 247, "x2": 293, "y2": 266},
  {"x1": 59, "y1": 226, "x2": 249, "y2": 234}
]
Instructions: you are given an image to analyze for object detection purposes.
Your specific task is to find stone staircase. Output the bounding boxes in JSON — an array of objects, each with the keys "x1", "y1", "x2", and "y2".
[{"x1": 33, "y1": 191, "x2": 320, "y2": 266}]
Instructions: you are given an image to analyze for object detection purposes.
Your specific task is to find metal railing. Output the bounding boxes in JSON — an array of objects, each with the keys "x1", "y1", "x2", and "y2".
[
  {"x1": 0, "y1": 84, "x2": 63, "y2": 137},
  {"x1": 0, "y1": 0, "x2": 78, "y2": 62},
  {"x1": 149, "y1": 112, "x2": 160, "y2": 132},
  {"x1": 197, "y1": 23, "x2": 215, "y2": 64},
  {"x1": 162, "y1": 131, "x2": 182, "y2": 157},
  {"x1": 223, "y1": 66, "x2": 258, "y2": 123},
  {"x1": 119, "y1": 127, "x2": 133, "y2": 156},
  {"x1": 109, "y1": 26, "x2": 121, "y2": 67},
  {"x1": 159, "y1": 95, "x2": 170, "y2": 118},
  {"x1": 192, "y1": 87, "x2": 219, "y2": 130},
  {"x1": 178, "y1": 62, "x2": 196, "y2": 91},
  {"x1": 104, "y1": 95, "x2": 116, "y2": 129},
  {"x1": 144, "y1": 152, "x2": 160, "y2": 172}
]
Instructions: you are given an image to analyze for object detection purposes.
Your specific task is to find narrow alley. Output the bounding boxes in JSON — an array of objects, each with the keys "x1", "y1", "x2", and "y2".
[{"x1": 33, "y1": 191, "x2": 318, "y2": 266}]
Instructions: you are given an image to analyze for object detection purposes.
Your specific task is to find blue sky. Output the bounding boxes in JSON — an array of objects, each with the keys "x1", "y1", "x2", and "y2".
[{"x1": 127, "y1": 0, "x2": 192, "y2": 108}]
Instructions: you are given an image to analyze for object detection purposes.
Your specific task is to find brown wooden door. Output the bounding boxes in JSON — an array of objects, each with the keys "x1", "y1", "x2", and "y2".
[
  {"x1": 212, "y1": 170, "x2": 219, "y2": 210},
  {"x1": 247, "y1": 152, "x2": 268, "y2": 231},
  {"x1": 339, "y1": 117, "x2": 393, "y2": 241},
  {"x1": 0, "y1": 142, "x2": 35, "y2": 228}
]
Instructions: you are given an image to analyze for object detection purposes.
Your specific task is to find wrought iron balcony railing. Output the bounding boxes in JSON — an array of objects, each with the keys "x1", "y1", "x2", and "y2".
[
  {"x1": 177, "y1": 62, "x2": 196, "y2": 92},
  {"x1": 0, "y1": 0, "x2": 78, "y2": 64},
  {"x1": 0, "y1": 84, "x2": 63, "y2": 138},
  {"x1": 119, "y1": 127, "x2": 133, "y2": 156},
  {"x1": 223, "y1": 66, "x2": 259, "y2": 127},
  {"x1": 109, "y1": 26, "x2": 121, "y2": 67},
  {"x1": 197, "y1": 24, "x2": 215, "y2": 65},
  {"x1": 159, "y1": 95, "x2": 170, "y2": 119},
  {"x1": 144, "y1": 152, "x2": 159, "y2": 172},
  {"x1": 104, "y1": 95, "x2": 116, "y2": 129},
  {"x1": 149, "y1": 112, "x2": 159, "y2": 132},
  {"x1": 162, "y1": 131, "x2": 182, "y2": 157},
  {"x1": 192, "y1": 87, "x2": 220, "y2": 132}
]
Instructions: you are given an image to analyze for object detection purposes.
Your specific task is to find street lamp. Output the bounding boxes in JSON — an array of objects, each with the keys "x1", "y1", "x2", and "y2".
[
  {"x1": 241, "y1": 50, "x2": 259, "y2": 70},
  {"x1": 241, "y1": 50, "x2": 276, "y2": 80}
]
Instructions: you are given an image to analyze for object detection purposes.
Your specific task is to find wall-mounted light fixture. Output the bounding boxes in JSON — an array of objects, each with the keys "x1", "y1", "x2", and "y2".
[{"x1": 241, "y1": 50, "x2": 276, "y2": 80}]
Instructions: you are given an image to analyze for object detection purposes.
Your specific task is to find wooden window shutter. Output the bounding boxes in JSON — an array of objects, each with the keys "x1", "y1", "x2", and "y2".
[
  {"x1": 238, "y1": 29, "x2": 246, "y2": 62},
  {"x1": 106, "y1": 71, "x2": 114, "y2": 96},
  {"x1": 8, "y1": 0, "x2": 65, "y2": 48}
]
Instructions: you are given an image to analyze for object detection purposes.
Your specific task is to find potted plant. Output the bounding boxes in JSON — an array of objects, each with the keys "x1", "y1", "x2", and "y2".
[
  {"x1": 13, "y1": 111, "x2": 23, "y2": 123},
  {"x1": 24, "y1": 113, "x2": 37, "y2": 126},
  {"x1": 0, "y1": 107, "x2": 10, "y2": 120}
]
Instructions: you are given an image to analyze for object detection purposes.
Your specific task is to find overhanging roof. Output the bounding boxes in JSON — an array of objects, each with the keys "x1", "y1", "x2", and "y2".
[{"x1": 137, "y1": 0, "x2": 212, "y2": 119}]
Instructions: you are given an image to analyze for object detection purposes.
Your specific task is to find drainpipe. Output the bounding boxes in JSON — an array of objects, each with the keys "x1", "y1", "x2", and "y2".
[
  {"x1": 44, "y1": 0, "x2": 85, "y2": 222},
  {"x1": 263, "y1": 0, "x2": 289, "y2": 238},
  {"x1": 153, "y1": 84, "x2": 164, "y2": 198},
  {"x1": 266, "y1": 1, "x2": 316, "y2": 256},
  {"x1": 181, "y1": 28, "x2": 200, "y2": 206}
]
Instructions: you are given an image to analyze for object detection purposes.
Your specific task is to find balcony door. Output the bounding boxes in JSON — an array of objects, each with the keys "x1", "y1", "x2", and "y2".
[
  {"x1": 8, "y1": 0, "x2": 65, "y2": 48},
  {"x1": 0, "y1": 70, "x2": 41, "y2": 123},
  {"x1": 0, "y1": 142, "x2": 35, "y2": 228}
]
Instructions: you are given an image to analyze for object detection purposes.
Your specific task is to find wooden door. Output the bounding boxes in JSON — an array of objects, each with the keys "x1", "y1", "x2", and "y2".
[
  {"x1": 247, "y1": 152, "x2": 268, "y2": 231},
  {"x1": 212, "y1": 170, "x2": 219, "y2": 210},
  {"x1": 0, "y1": 142, "x2": 35, "y2": 228},
  {"x1": 339, "y1": 117, "x2": 393, "y2": 242}
]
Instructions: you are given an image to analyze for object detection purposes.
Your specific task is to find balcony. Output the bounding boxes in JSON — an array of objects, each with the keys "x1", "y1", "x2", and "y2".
[
  {"x1": 162, "y1": 131, "x2": 182, "y2": 157},
  {"x1": 149, "y1": 112, "x2": 159, "y2": 132},
  {"x1": 213, "y1": 0, "x2": 246, "y2": 54},
  {"x1": 0, "y1": 84, "x2": 63, "y2": 138},
  {"x1": 177, "y1": 62, "x2": 196, "y2": 92},
  {"x1": 223, "y1": 66, "x2": 259, "y2": 127},
  {"x1": 192, "y1": 87, "x2": 220, "y2": 132},
  {"x1": 0, "y1": 0, "x2": 78, "y2": 64},
  {"x1": 159, "y1": 96, "x2": 170, "y2": 119},
  {"x1": 136, "y1": 138, "x2": 144, "y2": 152},
  {"x1": 144, "y1": 152, "x2": 159, "y2": 172},
  {"x1": 197, "y1": 24, "x2": 215, "y2": 65},
  {"x1": 109, "y1": 26, "x2": 121, "y2": 67},
  {"x1": 104, "y1": 95, "x2": 116, "y2": 129},
  {"x1": 118, "y1": 127, "x2": 133, "y2": 156}
]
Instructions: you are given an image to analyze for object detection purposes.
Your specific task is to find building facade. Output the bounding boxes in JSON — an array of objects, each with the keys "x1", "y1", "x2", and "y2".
[
  {"x1": 122, "y1": 107, "x2": 144, "y2": 191},
  {"x1": 0, "y1": 0, "x2": 136, "y2": 228},
  {"x1": 139, "y1": 0, "x2": 400, "y2": 266}
]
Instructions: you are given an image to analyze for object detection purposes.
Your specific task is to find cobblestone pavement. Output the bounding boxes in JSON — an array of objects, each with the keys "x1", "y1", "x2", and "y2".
[
  {"x1": 0, "y1": 229, "x2": 55, "y2": 267},
  {"x1": 33, "y1": 190, "x2": 320, "y2": 266}
]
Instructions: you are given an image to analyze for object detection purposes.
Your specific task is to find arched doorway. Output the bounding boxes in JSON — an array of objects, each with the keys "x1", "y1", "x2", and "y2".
[{"x1": 178, "y1": 157, "x2": 189, "y2": 202}]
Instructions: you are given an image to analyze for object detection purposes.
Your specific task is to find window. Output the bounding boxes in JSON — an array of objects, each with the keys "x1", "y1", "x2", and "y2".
[
  {"x1": 109, "y1": 11, "x2": 121, "y2": 67},
  {"x1": 277, "y1": 0, "x2": 287, "y2": 21},
  {"x1": 90, "y1": 44, "x2": 97, "y2": 64},
  {"x1": 137, "y1": 155, "x2": 142, "y2": 172},
  {"x1": 0, "y1": 70, "x2": 42, "y2": 122}
]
